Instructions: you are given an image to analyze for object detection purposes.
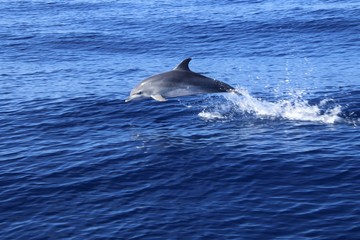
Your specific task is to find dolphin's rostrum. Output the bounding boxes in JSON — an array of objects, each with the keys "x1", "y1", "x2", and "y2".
[{"x1": 125, "y1": 58, "x2": 238, "y2": 102}]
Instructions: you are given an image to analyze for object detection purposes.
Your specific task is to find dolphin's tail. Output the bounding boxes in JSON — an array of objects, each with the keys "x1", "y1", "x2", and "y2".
[{"x1": 228, "y1": 88, "x2": 242, "y2": 96}]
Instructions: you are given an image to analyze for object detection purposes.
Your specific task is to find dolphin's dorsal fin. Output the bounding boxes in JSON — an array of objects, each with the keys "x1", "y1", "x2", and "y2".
[{"x1": 174, "y1": 58, "x2": 192, "y2": 71}]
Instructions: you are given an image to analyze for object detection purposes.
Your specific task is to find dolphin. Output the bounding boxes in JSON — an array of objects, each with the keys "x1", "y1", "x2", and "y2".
[{"x1": 125, "y1": 58, "x2": 238, "y2": 102}]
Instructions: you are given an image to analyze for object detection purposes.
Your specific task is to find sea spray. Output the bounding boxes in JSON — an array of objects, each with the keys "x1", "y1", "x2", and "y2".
[{"x1": 199, "y1": 89, "x2": 342, "y2": 124}]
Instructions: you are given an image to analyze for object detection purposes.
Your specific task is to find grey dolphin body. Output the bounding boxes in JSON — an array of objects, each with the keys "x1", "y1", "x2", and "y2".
[{"x1": 125, "y1": 58, "x2": 237, "y2": 102}]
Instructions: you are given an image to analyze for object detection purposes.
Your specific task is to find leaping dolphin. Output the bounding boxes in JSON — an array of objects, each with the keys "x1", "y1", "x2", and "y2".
[{"x1": 125, "y1": 58, "x2": 238, "y2": 102}]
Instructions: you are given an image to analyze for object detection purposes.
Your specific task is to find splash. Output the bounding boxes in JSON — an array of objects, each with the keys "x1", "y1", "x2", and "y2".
[
  {"x1": 199, "y1": 89, "x2": 343, "y2": 124},
  {"x1": 198, "y1": 111, "x2": 226, "y2": 120}
]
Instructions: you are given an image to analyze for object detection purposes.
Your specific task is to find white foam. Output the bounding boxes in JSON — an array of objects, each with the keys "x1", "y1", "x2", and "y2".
[
  {"x1": 198, "y1": 111, "x2": 226, "y2": 120},
  {"x1": 200, "y1": 88, "x2": 343, "y2": 124}
]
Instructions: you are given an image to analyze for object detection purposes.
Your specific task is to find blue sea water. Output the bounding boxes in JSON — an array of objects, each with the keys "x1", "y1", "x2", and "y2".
[{"x1": 1, "y1": 0, "x2": 360, "y2": 239}]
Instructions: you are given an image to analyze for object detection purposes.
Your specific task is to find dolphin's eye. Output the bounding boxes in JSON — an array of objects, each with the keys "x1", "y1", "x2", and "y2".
[{"x1": 137, "y1": 91, "x2": 142, "y2": 95}]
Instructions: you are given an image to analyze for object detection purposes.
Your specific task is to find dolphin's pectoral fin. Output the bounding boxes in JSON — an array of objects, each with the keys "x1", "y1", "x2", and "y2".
[{"x1": 151, "y1": 94, "x2": 167, "y2": 102}]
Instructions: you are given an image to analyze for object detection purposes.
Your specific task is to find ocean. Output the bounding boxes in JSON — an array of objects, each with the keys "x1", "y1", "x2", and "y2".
[{"x1": 1, "y1": 0, "x2": 360, "y2": 239}]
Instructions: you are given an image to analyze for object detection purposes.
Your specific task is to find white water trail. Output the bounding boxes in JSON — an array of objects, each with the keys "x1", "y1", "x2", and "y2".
[{"x1": 199, "y1": 88, "x2": 342, "y2": 124}]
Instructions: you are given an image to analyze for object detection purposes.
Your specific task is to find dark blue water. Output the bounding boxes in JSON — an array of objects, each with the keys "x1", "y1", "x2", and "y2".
[{"x1": 1, "y1": 1, "x2": 360, "y2": 239}]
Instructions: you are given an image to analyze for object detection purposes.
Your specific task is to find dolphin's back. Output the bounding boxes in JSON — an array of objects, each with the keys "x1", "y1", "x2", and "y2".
[
  {"x1": 165, "y1": 70, "x2": 234, "y2": 92},
  {"x1": 139, "y1": 69, "x2": 235, "y2": 98}
]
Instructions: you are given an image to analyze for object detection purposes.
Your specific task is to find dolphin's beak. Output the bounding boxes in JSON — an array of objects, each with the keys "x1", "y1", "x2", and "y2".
[{"x1": 125, "y1": 95, "x2": 138, "y2": 102}]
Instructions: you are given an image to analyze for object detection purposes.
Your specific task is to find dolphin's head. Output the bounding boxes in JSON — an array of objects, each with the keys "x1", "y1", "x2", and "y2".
[{"x1": 125, "y1": 82, "x2": 151, "y2": 102}]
